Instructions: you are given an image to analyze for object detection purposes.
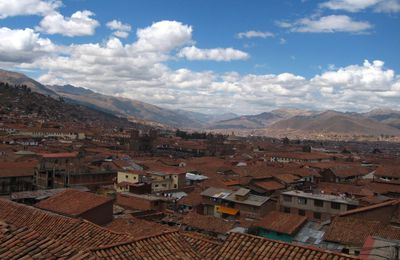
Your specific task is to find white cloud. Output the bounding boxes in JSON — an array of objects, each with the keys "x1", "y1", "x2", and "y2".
[
  {"x1": 178, "y1": 46, "x2": 249, "y2": 61},
  {"x1": 37, "y1": 10, "x2": 99, "y2": 37},
  {"x1": 3, "y1": 19, "x2": 400, "y2": 114},
  {"x1": 236, "y1": 30, "x2": 274, "y2": 39},
  {"x1": 0, "y1": 27, "x2": 55, "y2": 62},
  {"x1": 320, "y1": 0, "x2": 400, "y2": 13},
  {"x1": 106, "y1": 19, "x2": 132, "y2": 38},
  {"x1": 106, "y1": 20, "x2": 131, "y2": 31},
  {"x1": 0, "y1": 0, "x2": 61, "y2": 18},
  {"x1": 134, "y1": 20, "x2": 192, "y2": 52},
  {"x1": 279, "y1": 15, "x2": 372, "y2": 33}
]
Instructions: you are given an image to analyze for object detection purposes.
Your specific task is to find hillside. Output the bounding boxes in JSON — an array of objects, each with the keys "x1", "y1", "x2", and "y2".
[
  {"x1": 268, "y1": 110, "x2": 400, "y2": 136},
  {"x1": 210, "y1": 109, "x2": 314, "y2": 129},
  {"x1": 0, "y1": 69, "x2": 57, "y2": 97},
  {"x1": 0, "y1": 82, "x2": 134, "y2": 129},
  {"x1": 363, "y1": 108, "x2": 400, "y2": 129}
]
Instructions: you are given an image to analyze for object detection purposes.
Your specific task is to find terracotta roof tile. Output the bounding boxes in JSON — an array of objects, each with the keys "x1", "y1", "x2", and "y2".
[
  {"x1": 182, "y1": 212, "x2": 235, "y2": 234},
  {"x1": 255, "y1": 211, "x2": 307, "y2": 235},
  {"x1": 106, "y1": 216, "x2": 176, "y2": 237},
  {"x1": 0, "y1": 199, "x2": 129, "y2": 252},
  {"x1": 214, "y1": 232, "x2": 357, "y2": 259},
  {"x1": 35, "y1": 189, "x2": 113, "y2": 217}
]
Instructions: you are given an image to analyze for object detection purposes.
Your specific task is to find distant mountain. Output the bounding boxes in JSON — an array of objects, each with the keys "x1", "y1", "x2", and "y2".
[
  {"x1": 210, "y1": 109, "x2": 314, "y2": 129},
  {"x1": 268, "y1": 110, "x2": 400, "y2": 136},
  {"x1": 0, "y1": 69, "x2": 57, "y2": 97},
  {"x1": 0, "y1": 82, "x2": 134, "y2": 129},
  {"x1": 363, "y1": 108, "x2": 400, "y2": 129},
  {"x1": 48, "y1": 84, "x2": 205, "y2": 128}
]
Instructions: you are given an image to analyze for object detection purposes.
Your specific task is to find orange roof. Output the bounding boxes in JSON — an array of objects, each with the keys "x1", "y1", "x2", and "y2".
[
  {"x1": 216, "y1": 205, "x2": 239, "y2": 215},
  {"x1": 253, "y1": 180, "x2": 285, "y2": 191},
  {"x1": 0, "y1": 160, "x2": 37, "y2": 177},
  {"x1": 255, "y1": 211, "x2": 307, "y2": 235},
  {"x1": 40, "y1": 152, "x2": 78, "y2": 158},
  {"x1": 35, "y1": 189, "x2": 112, "y2": 217}
]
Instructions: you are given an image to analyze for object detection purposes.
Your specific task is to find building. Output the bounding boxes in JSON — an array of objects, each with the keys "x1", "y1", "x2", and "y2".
[
  {"x1": 116, "y1": 192, "x2": 172, "y2": 211},
  {"x1": 310, "y1": 163, "x2": 371, "y2": 183},
  {"x1": 201, "y1": 187, "x2": 271, "y2": 219},
  {"x1": 35, "y1": 152, "x2": 116, "y2": 190},
  {"x1": 270, "y1": 152, "x2": 333, "y2": 164},
  {"x1": 34, "y1": 189, "x2": 113, "y2": 225},
  {"x1": 253, "y1": 210, "x2": 308, "y2": 242},
  {"x1": 279, "y1": 190, "x2": 359, "y2": 221},
  {"x1": 0, "y1": 161, "x2": 36, "y2": 195},
  {"x1": 324, "y1": 199, "x2": 400, "y2": 256}
]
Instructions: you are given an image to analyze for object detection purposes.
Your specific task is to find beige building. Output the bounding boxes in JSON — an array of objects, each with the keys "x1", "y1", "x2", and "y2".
[{"x1": 279, "y1": 190, "x2": 358, "y2": 221}]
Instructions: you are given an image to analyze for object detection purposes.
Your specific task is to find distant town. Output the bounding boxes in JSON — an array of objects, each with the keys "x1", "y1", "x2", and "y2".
[{"x1": 1, "y1": 78, "x2": 400, "y2": 259}]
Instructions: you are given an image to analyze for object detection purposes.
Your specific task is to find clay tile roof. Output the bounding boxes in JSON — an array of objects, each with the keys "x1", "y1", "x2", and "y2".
[
  {"x1": 375, "y1": 164, "x2": 400, "y2": 178},
  {"x1": 255, "y1": 211, "x2": 307, "y2": 235},
  {"x1": 106, "y1": 216, "x2": 176, "y2": 238},
  {"x1": 35, "y1": 189, "x2": 113, "y2": 217},
  {"x1": 324, "y1": 217, "x2": 400, "y2": 247},
  {"x1": 214, "y1": 232, "x2": 358, "y2": 259},
  {"x1": 74, "y1": 231, "x2": 202, "y2": 260},
  {"x1": 0, "y1": 160, "x2": 37, "y2": 177},
  {"x1": 0, "y1": 199, "x2": 129, "y2": 252},
  {"x1": 0, "y1": 221, "x2": 77, "y2": 259},
  {"x1": 272, "y1": 173, "x2": 300, "y2": 184},
  {"x1": 39, "y1": 152, "x2": 78, "y2": 158},
  {"x1": 182, "y1": 212, "x2": 235, "y2": 234},
  {"x1": 253, "y1": 180, "x2": 285, "y2": 191},
  {"x1": 180, "y1": 231, "x2": 222, "y2": 259},
  {"x1": 339, "y1": 199, "x2": 400, "y2": 217}
]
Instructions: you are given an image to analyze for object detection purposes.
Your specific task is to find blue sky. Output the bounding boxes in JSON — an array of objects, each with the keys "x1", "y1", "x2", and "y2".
[{"x1": 0, "y1": 0, "x2": 399, "y2": 114}]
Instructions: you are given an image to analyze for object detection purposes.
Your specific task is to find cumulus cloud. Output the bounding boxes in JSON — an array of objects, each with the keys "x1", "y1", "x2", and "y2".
[
  {"x1": 0, "y1": 0, "x2": 61, "y2": 18},
  {"x1": 320, "y1": 0, "x2": 400, "y2": 13},
  {"x1": 134, "y1": 20, "x2": 193, "y2": 52},
  {"x1": 0, "y1": 27, "x2": 55, "y2": 63},
  {"x1": 37, "y1": 10, "x2": 99, "y2": 37},
  {"x1": 106, "y1": 19, "x2": 132, "y2": 38},
  {"x1": 3, "y1": 19, "x2": 400, "y2": 114},
  {"x1": 178, "y1": 46, "x2": 249, "y2": 61},
  {"x1": 278, "y1": 15, "x2": 372, "y2": 33},
  {"x1": 236, "y1": 30, "x2": 274, "y2": 39}
]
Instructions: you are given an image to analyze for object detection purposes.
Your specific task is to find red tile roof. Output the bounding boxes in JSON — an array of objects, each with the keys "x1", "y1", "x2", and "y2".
[
  {"x1": 35, "y1": 189, "x2": 112, "y2": 217},
  {"x1": 0, "y1": 199, "x2": 129, "y2": 251},
  {"x1": 325, "y1": 216, "x2": 400, "y2": 247},
  {"x1": 0, "y1": 160, "x2": 37, "y2": 177},
  {"x1": 253, "y1": 180, "x2": 285, "y2": 191},
  {"x1": 182, "y1": 212, "x2": 235, "y2": 234},
  {"x1": 214, "y1": 232, "x2": 357, "y2": 259},
  {"x1": 39, "y1": 152, "x2": 79, "y2": 158},
  {"x1": 0, "y1": 221, "x2": 76, "y2": 259},
  {"x1": 72, "y1": 231, "x2": 202, "y2": 260},
  {"x1": 106, "y1": 216, "x2": 176, "y2": 237},
  {"x1": 255, "y1": 211, "x2": 307, "y2": 235},
  {"x1": 180, "y1": 231, "x2": 222, "y2": 259}
]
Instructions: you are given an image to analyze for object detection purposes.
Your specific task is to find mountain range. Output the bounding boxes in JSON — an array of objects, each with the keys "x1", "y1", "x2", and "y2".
[{"x1": 1, "y1": 68, "x2": 400, "y2": 137}]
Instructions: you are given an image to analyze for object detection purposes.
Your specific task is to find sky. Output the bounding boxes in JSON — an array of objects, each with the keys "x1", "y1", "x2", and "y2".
[{"x1": 0, "y1": 0, "x2": 399, "y2": 115}]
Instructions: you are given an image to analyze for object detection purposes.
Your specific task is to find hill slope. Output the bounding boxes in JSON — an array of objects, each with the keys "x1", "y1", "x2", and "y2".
[
  {"x1": 210, "y1": 109, "x2": 314, "y2": 129},
  {"x1": 268, "y1": 110, "x2": 400, "y2": 136},
  {"x1": 0, "y1": 69, "x2": 57, "y2": 97}
]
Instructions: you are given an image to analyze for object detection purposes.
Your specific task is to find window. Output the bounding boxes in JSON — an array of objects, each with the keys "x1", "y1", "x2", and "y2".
[
  {"x1": 283, "y1": 195, "x2": 292, "y2": 202},
  {"x1": 314, "y1": 199, "x2": 323, "y2": 207},
  {"x1": 125, "y1": 175, "x2": 128, "y2": 179},
  {"x1": 313, "y1": 212, "x2": 321, "y2": 219},
  {"x1": 347, "y1": 204, "x2": 357, "y2": 211},
  {"x1": 162, "y1": 184, "x2": 167, "y2": 187},
  {"x1": 298, "y1": 209, "x2": 305, "y2": 216},
  {"x1": 283, "y1": 207, "x2": 290, "y2": 213},
  {"x1": 331, "y1": 202, "x2": 341, "y2": 210},
  {"x1": 133, "y1": 176, "x2": 137, "y2": 180},
  {"x1": 298, "y1": 197, "x2": 307, "y2": 205},
  {"x1": 174, "y1": 184, "x2": 177, "y2": 188}
]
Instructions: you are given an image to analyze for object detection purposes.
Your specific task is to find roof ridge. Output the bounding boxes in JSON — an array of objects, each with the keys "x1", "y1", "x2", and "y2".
[
  {"x1": 226, "y1": 232, "x2": 358, "y2": 258},
  {"x1": 339, "y1": 199, "x2": 400, "y2": 216},
  {"x1": 180, "y1": 231, "x2": 222, "y2": 245}
]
